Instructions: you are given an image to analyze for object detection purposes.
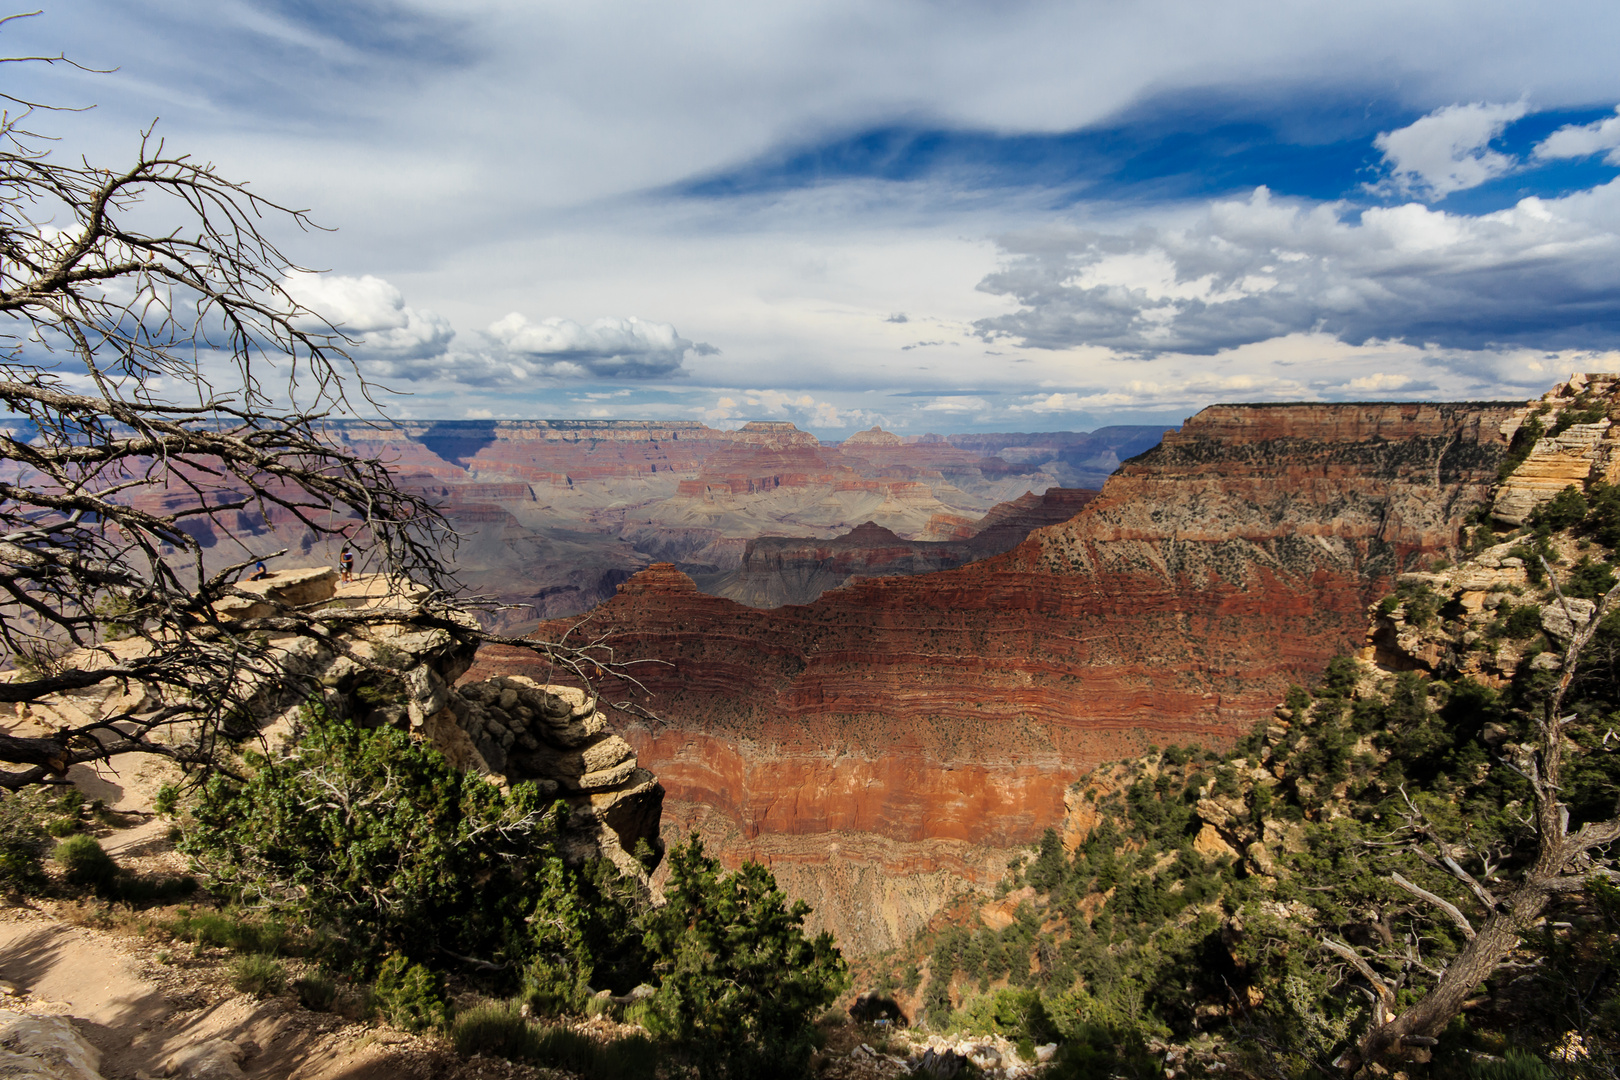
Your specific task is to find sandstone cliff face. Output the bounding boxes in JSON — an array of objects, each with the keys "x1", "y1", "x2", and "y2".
[{"x1": 472, "y1": 400, "x2": 1516, "y2": 954}]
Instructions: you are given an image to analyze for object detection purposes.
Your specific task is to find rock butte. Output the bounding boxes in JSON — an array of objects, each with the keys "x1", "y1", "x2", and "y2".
[
  {"x1": 700, "y1": 488, "x2": 1100, "y2": 608},
  {"x1": 470, "y1": 400, "x2": 1520, "y2": 954}
]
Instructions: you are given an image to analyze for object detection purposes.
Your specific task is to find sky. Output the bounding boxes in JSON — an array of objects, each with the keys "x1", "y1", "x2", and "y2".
[{"x1": 9, "y1": 1, "x2": 1620, "y2": 436}]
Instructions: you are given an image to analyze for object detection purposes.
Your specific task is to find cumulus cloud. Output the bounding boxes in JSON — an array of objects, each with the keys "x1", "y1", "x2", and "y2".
[
  {"x1": 281, "y1": 273, "x2": 454, "y2": 359},
  {"x1": 1371, "y1": 102, "x2": 1529, "y2": 200},
  {"x1": 487, "y1": 313, "x2": 704, "y2": 378},
  {"x1": 1535, "y1": 106, "x2": 1620, "y2": 165},
  {"x1": 974, "y1": 182, "x2": 1620, "y2": 356},
  {"x1": 701, "y1": 390, "x2": 882, "y2": 429}
]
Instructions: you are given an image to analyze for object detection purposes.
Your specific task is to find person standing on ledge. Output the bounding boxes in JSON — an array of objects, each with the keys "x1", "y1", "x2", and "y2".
[{"x1": 340, "y1": 544, "x2": 354, "y2": 584}]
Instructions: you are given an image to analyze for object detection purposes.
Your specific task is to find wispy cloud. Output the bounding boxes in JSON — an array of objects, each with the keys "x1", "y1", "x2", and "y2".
[
  {"x1": 1535, "y1": 106, "x2": 1620, "y2": 166},
  {"x1": 1370, "y1": 102, "x2": 1529, "y2": 200}
]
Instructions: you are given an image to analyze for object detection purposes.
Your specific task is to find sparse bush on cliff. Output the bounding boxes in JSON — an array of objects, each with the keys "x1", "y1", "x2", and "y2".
[
  {"x1": 373, "y1": 954, "x2": 449, "y2": 1033},
  {"x1": 229, "y1": 953, "x2": 287, "y2": 998},
  {"x1": 0, "y1": 789, "x2": 51, "y2": 893},
  {"x1": 888, "y1": 616, "x2": 1620, "y2": 1080},
  {"x1": 54, "y1": 834, "x2": 119, "y2": 895}
]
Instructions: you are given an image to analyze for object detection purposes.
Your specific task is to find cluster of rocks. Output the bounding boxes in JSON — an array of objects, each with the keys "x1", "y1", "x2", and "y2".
[
  {"x1": 446, "y1": 677, "x2": 663, "y2": 876},
  {"x1": 826, "y1": 1034, "x2": 1054, "y2": 1080},
  {"x1": 1492, "y1": 372, "x2": 1620, "y2": 526},
  {"x1": 1368, "y1": 541, "x2": 1597, "y2": 687}
]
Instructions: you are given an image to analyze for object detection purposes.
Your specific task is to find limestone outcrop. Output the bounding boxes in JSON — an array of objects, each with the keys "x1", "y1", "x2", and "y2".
[
  {"x1": 0, "y1": 1014, "x2": 104, "y2": 1080},
  {"x1": 472, "y1": 398, "x2": 1519, "y2": 953},
  {"x1": 1493, "y1": 373, "x2": 1620, "y2": 525},
  {"x1": 12, "y1": 572, "x2": 662, "y2": 883}
]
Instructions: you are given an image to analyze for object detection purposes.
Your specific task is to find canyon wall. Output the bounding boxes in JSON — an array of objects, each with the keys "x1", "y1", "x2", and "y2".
[{"x1": 471, "y1": 400, "x2": 1522, "y2": 954}]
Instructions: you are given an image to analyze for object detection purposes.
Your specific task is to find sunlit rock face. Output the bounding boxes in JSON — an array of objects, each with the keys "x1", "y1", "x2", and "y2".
[{"x1": 477, "y1": 400, "x2": 1518, "y2": 954}]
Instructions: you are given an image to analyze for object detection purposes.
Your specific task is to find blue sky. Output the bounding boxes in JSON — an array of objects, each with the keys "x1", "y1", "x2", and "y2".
[{"x1": 11, "y1": 1, "x2": 1620, "y2": 434}]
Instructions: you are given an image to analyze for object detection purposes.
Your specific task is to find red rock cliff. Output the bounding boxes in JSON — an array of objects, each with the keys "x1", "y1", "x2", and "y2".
[{"x1": 475, "y1": 400, "x2": 1518, "y2": 953}]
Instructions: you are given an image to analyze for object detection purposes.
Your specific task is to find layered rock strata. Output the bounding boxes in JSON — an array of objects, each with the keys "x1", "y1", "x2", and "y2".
[
  {"x1": 1493, "y1": 373, "x2": 1620, "y2": 525},
  {"x1": 472, "y1": 399, "x2": 1518, "y2": 953}
]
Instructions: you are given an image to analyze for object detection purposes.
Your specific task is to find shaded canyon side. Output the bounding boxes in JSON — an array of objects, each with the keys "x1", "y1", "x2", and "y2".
[{"x1": 470, "y1": 400, "x2": 1522, "y2": 954}]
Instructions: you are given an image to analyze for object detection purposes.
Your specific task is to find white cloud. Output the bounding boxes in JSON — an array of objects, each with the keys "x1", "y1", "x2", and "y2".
[
  {"x1": 281, "y1": 272, "x2": 454, "y2": 359},
  {"x1": 1535, "y1": 106, "x2": 1620, "y2": 165},
  {"x1": 921, "y1": 396, "x2": 988, "y2": 412},
  {"x1": 700, "y1": 389, "x2": 881, "y2": 430},
  {"x1": 487, "y1": 313, "x2": 700, "y2": 378},
  {"x1": 976, "y1": 182, "x2": 1620, "y2": 357},
  {"x1": 1372, "y1": 101, "x2": 1529, "y2": 199},
  {"x1": 1343, "y1": 371, "x2": 1412, "y2": 392}
]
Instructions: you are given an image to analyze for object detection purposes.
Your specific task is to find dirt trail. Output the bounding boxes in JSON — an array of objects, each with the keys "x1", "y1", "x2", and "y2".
[{"x1": 0, "y1": 898, "x2": 524, "y2": 1079}]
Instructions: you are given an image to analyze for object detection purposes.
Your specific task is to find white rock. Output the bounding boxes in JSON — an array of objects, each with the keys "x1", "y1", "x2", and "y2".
[
  {"x1": 0, "y1": 1015, "x2": 105, "y2": 1080},
  {"x1": 162, "y1": 1038, "x2": 249, "y2": 1080},
  {"x1": 1542, "y1": 598, "x2": 1596, "y2": 642}
]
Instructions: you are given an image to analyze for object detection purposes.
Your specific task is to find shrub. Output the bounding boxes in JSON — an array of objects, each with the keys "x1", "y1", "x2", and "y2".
[
  {"x1": 168, "y1": 909, "x2": 288, "y2": 954},
  {"x1": 524, "y1": 1025, "x2": 661, "y2": 1080},
  {"x1": 1472, "y1": 1050, "x2": 1555, "y2": 1080},
  {"x1": 293, "y1": 973, "x2": 339, "y2": 1011},
  {"x1": 230, "y1": 954, "x2": 286, "y2": 998},
  {"x1": 54, "y1": 834, "x2": 118, "y2": 895},
  {"x1": 153, "y1": 783, "x2": 180, "y2": 817},
  {"x1": 592, "y1": 1033, "x2": 659, "y2": 1080},
  {"x1": 451, "y1": 1001, "x2": 539, "y2": 1059},
  {"x1": 0, "y1": 792, "x2": 50, "y2": 894},
  {"x1": 44, "y1": 816, "x2": 80, "y2": 837},
  {"x1": 1529, "y1": 484, "x2": 1589, "y2": 534},
  {"x1": 1501, "y1": 604, "x2": 1544, "y2": 639},
  {"x1": 639, "y1": 837, "x2": 848, "y2": 1075},
  {"x1": 184, "y1": 707, "x2": 573, "y2": 974},
  {"x1": 373, "y1": 954, "x2": 448, "y2": 1033}
]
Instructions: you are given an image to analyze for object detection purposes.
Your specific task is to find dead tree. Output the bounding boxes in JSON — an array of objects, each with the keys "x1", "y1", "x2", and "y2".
[
  {"x1": 0, "y1": 40, "x2": 641, "y2": 789},
  {"x1": 1328, "y1": 561, "x2": 1620, "y2": 1074}
]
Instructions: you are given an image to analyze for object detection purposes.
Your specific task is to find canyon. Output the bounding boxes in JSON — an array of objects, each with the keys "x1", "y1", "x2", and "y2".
[
  {"x1": 471, "y1": 399, "x2": 1524, "y2": 954},
  {"x1": 41, "y1": 419, "x2": 1164, "y2": 633}
]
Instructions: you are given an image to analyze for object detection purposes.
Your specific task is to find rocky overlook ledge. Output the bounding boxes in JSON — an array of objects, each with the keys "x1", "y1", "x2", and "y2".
[{"x1": 12, "y1": 568, "x2": 663, "y2": 883}]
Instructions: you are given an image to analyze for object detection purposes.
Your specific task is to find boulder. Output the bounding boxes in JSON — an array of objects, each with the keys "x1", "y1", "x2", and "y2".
[
  {"x1": 1542, "y1": 598, "x2": 1596, "y2": 642},
  {"x1": 0, "y1": 1015, "x2": 104, "y2": 1080}
]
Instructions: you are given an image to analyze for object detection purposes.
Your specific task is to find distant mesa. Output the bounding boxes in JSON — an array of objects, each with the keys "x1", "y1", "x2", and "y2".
[{"x1": 842, "y1": 426, "x2": 902, "y2": 448}]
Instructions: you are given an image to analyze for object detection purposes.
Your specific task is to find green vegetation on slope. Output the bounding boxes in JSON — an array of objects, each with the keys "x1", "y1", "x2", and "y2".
[
  {"x1": 864, "y1": 650, "x2": 1619, "y2": 1078},
  {"x1": 172, "y1": 706, "x2": 848, "y2": 1077}
]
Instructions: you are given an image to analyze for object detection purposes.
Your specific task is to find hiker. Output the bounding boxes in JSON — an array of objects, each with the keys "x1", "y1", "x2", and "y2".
[
  {"x1": 340, "y1": 544, "x2": 354, "y2": 583},
  {"x1": 248, "y1": 560, "x2": 269, "y2": 581}
]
